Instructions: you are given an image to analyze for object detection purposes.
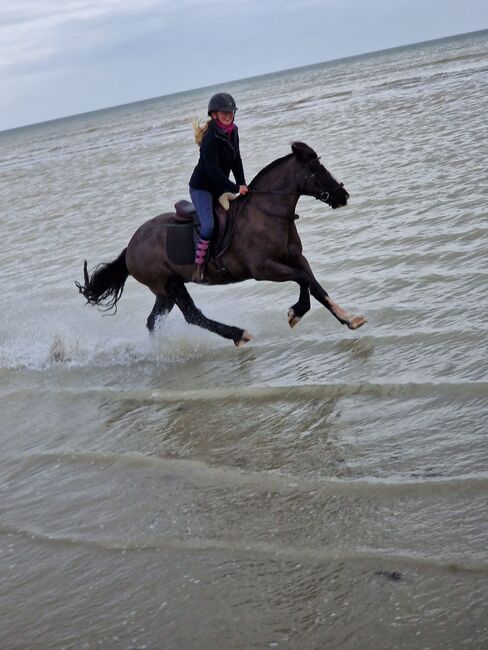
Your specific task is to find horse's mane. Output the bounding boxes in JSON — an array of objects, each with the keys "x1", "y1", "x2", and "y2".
[
  {"x1": 248, "y1": 142, "x2": 318, "y2": 189},
  {"x1": 248, "y1": 153, "x2": 294, "y2": 189}
]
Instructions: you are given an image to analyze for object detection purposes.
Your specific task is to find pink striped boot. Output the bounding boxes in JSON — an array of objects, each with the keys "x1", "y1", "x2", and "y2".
[{"x1": 192, "y1": 238, "x2": 210, "y2": 283}]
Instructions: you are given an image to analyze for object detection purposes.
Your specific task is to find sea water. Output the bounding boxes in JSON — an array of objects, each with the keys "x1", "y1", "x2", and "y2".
[{"x1": 1, "y1": 30, "x2": 487, "y2": 649}]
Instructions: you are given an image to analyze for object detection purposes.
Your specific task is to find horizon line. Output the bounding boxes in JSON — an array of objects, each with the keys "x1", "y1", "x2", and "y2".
[{"x1": 2, "y1": 26, "x2": 487, "y2": 135}]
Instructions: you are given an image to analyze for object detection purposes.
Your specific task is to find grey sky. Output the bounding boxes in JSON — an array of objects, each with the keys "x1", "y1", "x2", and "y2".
[{"x1": 1, "y1": 0, "x2": 487, "y2": 131}]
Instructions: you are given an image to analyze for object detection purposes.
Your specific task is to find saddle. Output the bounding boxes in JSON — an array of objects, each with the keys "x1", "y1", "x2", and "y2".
[{"x1": 166, "y1": 198, "x2": 236, "y2": 269}]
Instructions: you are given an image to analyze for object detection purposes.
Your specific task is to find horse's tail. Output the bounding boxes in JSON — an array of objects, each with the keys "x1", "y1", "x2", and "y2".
[{"x1": 76, "y1": 248, "x2": 129, "y2": 313}]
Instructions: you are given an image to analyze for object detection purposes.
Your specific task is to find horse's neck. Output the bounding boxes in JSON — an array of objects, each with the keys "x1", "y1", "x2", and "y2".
[
  {"x1": 252, "y1": 157, "x2": 297, "y2": 192},
  {"x1": 251, "y1": 158, "x2": 300, "y2": 212}
]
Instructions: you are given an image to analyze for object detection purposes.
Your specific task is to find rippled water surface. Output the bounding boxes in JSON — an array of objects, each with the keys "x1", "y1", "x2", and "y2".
[{"x1": 1, "y1": 31, "x2": 488, "y2": 649}]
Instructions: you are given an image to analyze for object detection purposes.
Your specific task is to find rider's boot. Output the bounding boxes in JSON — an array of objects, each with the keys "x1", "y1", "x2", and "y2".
[{"x1": 192, "y1": 238, "x2": 210, "y2": 283}]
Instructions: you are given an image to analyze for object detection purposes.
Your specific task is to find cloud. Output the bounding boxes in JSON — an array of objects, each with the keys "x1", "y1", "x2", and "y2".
[
  {"x1": 1, "y1": 0, "x2": 487, "y2": 130},
  {"x1": 0, "y1": 0, "x2": 164, "y2": 72},
  {"x1": 0, "y1": 0, "x2": 325, "y2": 74}
]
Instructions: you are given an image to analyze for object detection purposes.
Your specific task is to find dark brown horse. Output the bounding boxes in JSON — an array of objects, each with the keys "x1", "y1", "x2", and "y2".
[{"x1": 76, "y1": 142, "x2": 366, "y2": 346}]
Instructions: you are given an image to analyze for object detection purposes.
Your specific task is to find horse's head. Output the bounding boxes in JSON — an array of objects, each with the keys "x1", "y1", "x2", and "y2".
[{"x1": 291, "y1": 142, "x2": 350, "y2": 209}]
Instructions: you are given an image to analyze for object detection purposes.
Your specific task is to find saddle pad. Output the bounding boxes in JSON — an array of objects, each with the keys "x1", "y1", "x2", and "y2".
[{"x1": 166, "y1": 223, "x2": 196, "y2": 265}]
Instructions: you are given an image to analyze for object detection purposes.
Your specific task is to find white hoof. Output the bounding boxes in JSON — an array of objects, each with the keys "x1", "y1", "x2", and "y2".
[
  {"x1": 287, "y1": 308, "x2": 302, "y2": 328},
  {"x1": 348, "y1": 315, "x2": 367, "y2": 330}
]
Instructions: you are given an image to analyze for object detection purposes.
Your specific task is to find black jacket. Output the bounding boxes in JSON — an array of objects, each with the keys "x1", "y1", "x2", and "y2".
[{"x1": 189, "y1": 120, "x2": 246, "y2": 197}]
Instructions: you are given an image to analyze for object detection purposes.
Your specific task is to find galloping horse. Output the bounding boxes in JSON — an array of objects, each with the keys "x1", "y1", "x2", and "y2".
[{"x1": 76, "y1": 142, "x2": 366, "y2": 346}]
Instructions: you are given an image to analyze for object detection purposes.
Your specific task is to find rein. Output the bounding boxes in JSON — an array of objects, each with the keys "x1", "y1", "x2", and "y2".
[
  {"x1": 242, "y1": 190, "x2": 296, "y2": 221},
  {"x1": 231, "y1": 154, "x2": 342, "y2": 223},
  {"x1": 249, "y1": 189, "x2": 295, "y2": 195},
  {"x1": 249, "y1": 188, "x2": 330, "y2": 202}
]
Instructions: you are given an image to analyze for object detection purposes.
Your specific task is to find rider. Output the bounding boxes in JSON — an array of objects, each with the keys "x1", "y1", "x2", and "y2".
[{"x1": 189, "y1": 92, "x2": 248, "y2": 282}]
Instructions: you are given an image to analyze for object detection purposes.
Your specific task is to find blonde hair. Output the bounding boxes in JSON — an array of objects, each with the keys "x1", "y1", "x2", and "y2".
[{"x1": 192, "y1": 117, "x2": 212, "y2": 146}]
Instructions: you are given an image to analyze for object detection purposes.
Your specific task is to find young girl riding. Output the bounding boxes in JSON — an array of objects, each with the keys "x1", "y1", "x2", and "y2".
[{"x1": 190, "y1": 92, "x2": 248, "y2": 282}]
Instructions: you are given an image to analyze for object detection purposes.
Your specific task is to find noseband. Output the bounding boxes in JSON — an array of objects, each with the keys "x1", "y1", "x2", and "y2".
[
  {"x1": 315, "y1": 190, "x2": 330, "y2": 203},
  {"x1": 303, "y1": 156, "x2": 346, "y2": 205}
]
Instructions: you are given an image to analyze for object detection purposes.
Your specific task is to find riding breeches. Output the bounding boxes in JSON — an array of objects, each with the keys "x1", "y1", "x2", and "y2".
[{"x1": 189, "y1": 187, "x2": 214, "y2": 241}]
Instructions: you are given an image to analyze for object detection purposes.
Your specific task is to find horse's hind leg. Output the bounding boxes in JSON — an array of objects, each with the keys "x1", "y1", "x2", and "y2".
[
  {"x1": 168, "y1": 281, "x2": 253, "y2": 346},
  {"x1": 146, "y1": 293, "x2": 175, "y2": 333}
]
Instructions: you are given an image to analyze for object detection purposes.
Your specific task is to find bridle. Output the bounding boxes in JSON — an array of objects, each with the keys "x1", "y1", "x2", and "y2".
[{"x1": 248, "y1": 156, "x2": 341, "y2": 205}]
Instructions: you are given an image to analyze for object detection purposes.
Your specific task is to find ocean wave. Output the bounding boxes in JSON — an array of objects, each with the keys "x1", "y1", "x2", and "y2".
[
  {"x1": 1, "y1": 519, "x2": 486, "y2": 574},
  {"x1": 2, "y1": 380, "x2": 486, "y2": 403},
  {"x1": 4, "y1": 450, "x2": 488, "y2": 496}
]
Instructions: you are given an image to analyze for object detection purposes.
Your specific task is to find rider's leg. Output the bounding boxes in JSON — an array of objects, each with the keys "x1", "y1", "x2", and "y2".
[{"x1": 189, "y1": 187, "x2": 214, "y2": 283}]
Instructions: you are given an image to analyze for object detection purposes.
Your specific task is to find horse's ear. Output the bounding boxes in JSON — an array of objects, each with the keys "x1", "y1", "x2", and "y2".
[{"x1": 291, "y1": 141, "x2": 317, "y2": 163}]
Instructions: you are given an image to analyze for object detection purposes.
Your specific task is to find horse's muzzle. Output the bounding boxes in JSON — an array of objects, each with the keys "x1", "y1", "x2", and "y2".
[
  {"x1": 332, "y1": 185, "x2": 350, "y2": 208},
  {"x1": 320, "y1": 185, "x2": 349, "y2": 209}
]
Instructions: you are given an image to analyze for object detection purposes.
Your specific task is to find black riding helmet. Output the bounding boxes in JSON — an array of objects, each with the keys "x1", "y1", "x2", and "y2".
[{"x1": 207, "y1": 92, "x2": 238, "y2": 115}]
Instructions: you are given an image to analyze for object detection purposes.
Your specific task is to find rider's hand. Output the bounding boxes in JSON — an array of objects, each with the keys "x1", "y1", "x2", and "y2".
[{"x1": 239, "y1": 185, "x2": 249, "y2": 195}]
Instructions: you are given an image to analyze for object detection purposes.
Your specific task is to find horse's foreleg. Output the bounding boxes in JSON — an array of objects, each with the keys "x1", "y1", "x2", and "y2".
[
  {"x1": 288, "y1": 282, "x2": 310, "y2": 328},
  {"x1": 254, "y1": 261, "x2": 311, "y2": 328},
  {"x1": 295, "y1": 254, "x2": 366, "y2": 330},
  {"x1": 168, "y1": 281, "x2": 253, "y2": 346},
  {"x1": 146, "y1": 293, "x2": 175, "y2": 333}
]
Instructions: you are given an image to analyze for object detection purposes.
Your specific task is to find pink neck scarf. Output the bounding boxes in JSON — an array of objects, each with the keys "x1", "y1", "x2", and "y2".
[{"x1": 215, "y1": 119, "x2": 235, "y2": 135}]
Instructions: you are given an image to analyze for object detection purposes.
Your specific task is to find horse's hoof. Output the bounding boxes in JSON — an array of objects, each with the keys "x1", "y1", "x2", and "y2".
[
  {"x1": 288, "y1": 308, "x2": 302, "y2": 328},
  {"x1": 348, "y1": 315, "x2": 367, "y2": 330},
  {"x1": 234, "y1": 330, "x2": 254, "y2": 347},
  {"x1": 48, "y1": 335, "x2": 70, "y2": 362}
]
